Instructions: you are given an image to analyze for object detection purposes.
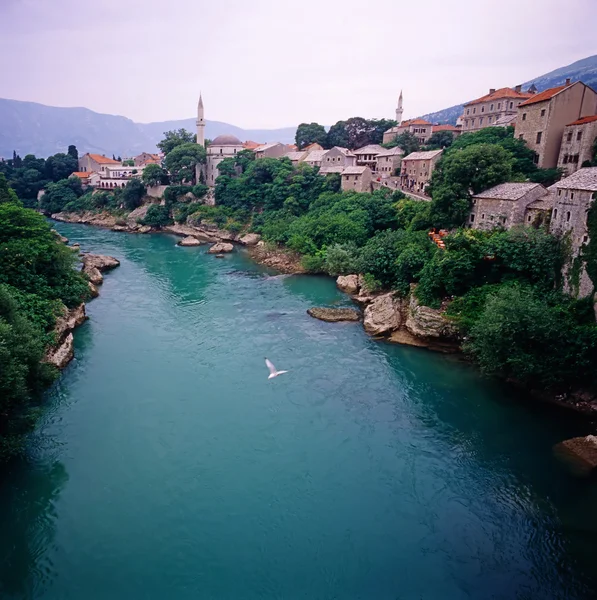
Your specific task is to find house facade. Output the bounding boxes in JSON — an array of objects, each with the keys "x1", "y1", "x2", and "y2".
[
  {"x1": 134, "y1": 152, "x2": 161, "y2": 167},
  {"x1": 284, "y1": 151, "x2": 308, "y2": 166},
  {"x1": 515, "y1": 80, "x2": 597, "y2": 169},
  {"x1": 78, "y1": 153, "x2": 120, "y2": 174},
  {"x1": 375, "y1": 147, "x2": 403, "y2": 177},
  {"x1": 303, "y1": 150, "x2": 327, "y2": 168},
  {"x1": 557, "y1": 115, "x2": 597, "y2": 176},
  {"x1": 354, "y1": 144, "x2": 384, "y2": 171},
  {"x1": 320, "y1": 146, "x2": 356, "y2": 174},
  {"x1": 461, "y1": 86, "x2": 534, "y2": 133},
  {"x1": 468, "y1": 182, "x2": 550, "y2": 230},
  {"x1": 341, "y1": 166, "x2": 372, "y2": 193},
  {"x1": 399, "y1": 149, "x2": 442, "y2": 194},
  {"x1": 253, "y1": 142, "x2": 288, "y2": 159}
]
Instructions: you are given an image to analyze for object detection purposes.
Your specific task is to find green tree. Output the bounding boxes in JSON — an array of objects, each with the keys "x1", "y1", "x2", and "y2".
[
  {"x1": 39, "y1": 177, "x2": 83, "y2": 215},
  {"x1": 121, "y1": 179, "x2": 146, "y2": 210},
  {"x1": 142, "y1": 204, "x2": 171, "y2": 228},
  {"x1": 386, "y1": 131, "x2": 420, "y2": 155},
  {"x1": 0, "y1": 173, "x2": 19, "y2": 204},
  {"x1": 164, "y1": 143, "x2": 206, "y2": 184},
  {"x1": 426, "y1": 131, "x2": 454, "y2": 150},
  {"x1": 295, "y1": 122, "x2": 328, "y2": 150},
  {"x1": 326, "y1": 121, "x2": 350, "y2": 148},
  {"x1": 67, "y1": 144, "x2": 79, "y2": 160},
  {"x1": 142, "y1": 163, "x2": 168, "y2": 187},
  {"x1": 44, "y1": 153, "x2": 78, "y2": 182},
  {"x1": 157, "y1": 129, "x2": 197, "y2": 155}
]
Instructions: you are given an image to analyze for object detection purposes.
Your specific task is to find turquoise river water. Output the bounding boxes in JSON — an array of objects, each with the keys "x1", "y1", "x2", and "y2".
[{"x1": 1, "y1": 222, "x2": 597, "y2": 599}]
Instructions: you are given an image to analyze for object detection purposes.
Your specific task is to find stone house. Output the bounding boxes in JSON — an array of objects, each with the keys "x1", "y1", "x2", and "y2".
[
  {"x1": 375, "y1": 147, "x2": 404, "y2": 177},
  {"x1": 462, "y1": 86, "x2": 534, "y2": 133},
  {"x1": 384, "y1": 119, "x2": 433, "y2": 145},
  {"x1": 319, "y1": 146, "x2": 356, "y2": 174},
  {"x1": 134, "y1": 152, "x2": 161, "y2": 167},
  {"x1": 78, "y1": 153, "x2": 120, "y2": 174},
  {"x1": 399, "y1": 149, "x2": 443, "y2": 195},
  {"x1": 204, "y1": 134, "x2": 245, "y2": 186},
  {"x1": 253, "y1": 142, "x2": 288, "y2": 159},
  {"x1": 341, "y1": 166, "x2": 372, "y2": 193},
  {"x1": 354, "y1": 144, "x2": 384, "y2": 171},
  {"x1": 284, "y1": 151, "x2": 308, "y2": 166},
  {"x1": 302, "y1": 142, "x2": 324, "y2": 153},
  {"x1": 243, "y1": 140, "x2": 262, "y2": 150},
  {"x1": 515, "y1": 80, "x2": 597, "y2": 169},
  {"x1": 557, "y1": 115, "x2": 597, "y2": 176},
  {"x1": 303, "y1": 149, "x2": 327, "y2": 168},
  {"x1": 468, "y1": 182, "x2": 550, "y2": 230},
  {"x1": 549, "y1": 167, "x2": 597, "y2": 296}
]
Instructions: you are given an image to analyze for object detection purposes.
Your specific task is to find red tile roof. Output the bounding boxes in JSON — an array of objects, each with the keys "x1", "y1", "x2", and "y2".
[
  {"x1": 71, "y1": 171, "x2": 90, "y2": 178},
  {"x1": 567, "y1": 115, "x2": 597, "y2": 126},
  {"x1": 518, "y1": 84, "x2": 570, "y2": 106},
  {"x1": 408, "y1": 118, "x2": 432, "y2": 125},
  {"x1": 87, "y1": 153, "x2": 120, "y2": 164},
  {"x1": 432, "y1": 124, "x2": 460, "y2": 132},
  {"x1": 243, "y1": 140, "x2": 262, "y2": 150},
  {"x1": 464, "y1": 87, "x2": 533, "y2": 106}
]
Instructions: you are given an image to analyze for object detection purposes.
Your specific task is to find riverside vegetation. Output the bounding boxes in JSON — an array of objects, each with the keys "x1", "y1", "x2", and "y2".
[{"x1": 2, "y1": 126, "x2": 597, "y2": 462}]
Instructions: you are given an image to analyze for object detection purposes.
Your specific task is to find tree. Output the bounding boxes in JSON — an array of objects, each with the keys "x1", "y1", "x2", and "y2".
[
  {"x1": 326, "y1": 121, "x2": 350, "y2": 149},
  {"x1": 367, "y1": 119, "x2": 397, "y2": 145},
  {"x1": 426, "y1": 131, "x2": 454, "y2": 150},
  {"x1": 38, "y1": 177, "x2": 83, "y2": 215},
  {"x1": 295, "y1": 122, "x2": 328, "y2": 150},
  {"x1": 157, "y1": 129, "x2": 197, "y2": 155},
  {"x1": 67, "y1": 145, "x2": 78, "y2": 160},
  {"x1": 343, "y1": 117, "x2": 377, "y2": 149},
  {"x1": 164, "y1": 143, "x2": 206, "y2": 184},
  {"x1": 142, "y1": 163, "x2": 168, "y2": 187},
  {"x1": 387, "y1": 131, "x2": 420, "y2": 156},
  {"x1": 0, "y1": 174, "x2": 19, "y2": 204},
  {"x1": 44, "y1": 153, "x2": 78, "y2": 182},
  {"x1": 142, "y1": 204, "x2": 171, "y2": 228},
  {"x1": 120, "y1": 179, "x2": 146, "y2": 210}
]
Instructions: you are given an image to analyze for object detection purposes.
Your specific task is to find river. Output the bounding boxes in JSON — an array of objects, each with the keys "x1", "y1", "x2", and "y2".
[{"x1": 1, "y1": 222, "x2": 597, "y2": 599}]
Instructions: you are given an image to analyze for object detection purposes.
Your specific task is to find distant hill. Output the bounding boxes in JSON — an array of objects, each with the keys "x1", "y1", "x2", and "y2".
[
  {"x1": 420, "y1": 54, "x2": 597, "y2": 125},
  {"x1": 0, "y1": 98, "x2": 297, "y2": 159}
]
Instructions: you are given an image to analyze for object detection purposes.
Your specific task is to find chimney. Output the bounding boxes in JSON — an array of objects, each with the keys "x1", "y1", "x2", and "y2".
[
  {"x1": 514, "y1": 85, "x2": 522, "y2": 93},
  {"x1": 489, "y1": 88, "x2": 496, "y2": 94},
  {"x1": 565, "y1": 78, "x2": 571, "y2": 85}
]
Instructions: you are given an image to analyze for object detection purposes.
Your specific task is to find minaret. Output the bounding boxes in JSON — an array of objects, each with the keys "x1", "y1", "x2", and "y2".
[
  {"x1": 196, "y1": 93, "x2": 205, "y2": 147},
  {"x1": 396, "y1": 90, "x2": 403, "y2": 125}
]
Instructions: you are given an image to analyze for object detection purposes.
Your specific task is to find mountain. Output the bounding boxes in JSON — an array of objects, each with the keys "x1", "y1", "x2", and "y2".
[
  {"x1": 420, "y1": 54, "x2": 597, "y2": 125},
  {"x1": 0, "y1": 98, "x2": 297, "y2": 159}
]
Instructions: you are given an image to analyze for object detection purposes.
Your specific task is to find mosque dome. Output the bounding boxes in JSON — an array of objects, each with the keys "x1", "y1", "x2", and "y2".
[{"x1": 210, "y1": 134, "x2": 243, "y2": 146}]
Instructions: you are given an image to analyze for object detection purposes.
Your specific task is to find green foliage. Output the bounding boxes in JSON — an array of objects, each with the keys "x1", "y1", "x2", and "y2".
[
  {"x1": 326, "y1": 117, "x2": 397, "y2": 150},
  {"x1": 142, "y1": 163, "x2": 168, "y2": 187},
  {"x1": 164, "y1": 143, "x2": 206, "y2": 184},
  {"x1": 142, "y1": 204, "x2": 171, "y2": 228},
  {"x1": 44, "y1": 153, "x2": 78, "y2": 182},
  {"x1": 120, "y1": 178, "x2": 146, "y2": 211},
  {"x1": 157, "y1": 128, "x2": 196, "y2": 155},
  {"x1": 425, "y1": 131, "x2": 454, "y2": 150},
  {"x1": 39, "y1": 176, "x2": 84, "y2": 214},
  {"x1": 67, "y1": 145, "x2": 78, "y2": 160},
  {"x1": 323, "y1": 243, "x2": 359, "y2": 276},
  {"x1": 295, "y1": 122, "x2": 328, "y2": 150},
  {"x1": 385, "y1": 131, "x2": 420, "y2": 156},
  {"x1": 192, "y1": 183, "x2": 208, "y2": 200},
  {"x1": 0, "y1": 173, "x2": 20, "y2": 204}
]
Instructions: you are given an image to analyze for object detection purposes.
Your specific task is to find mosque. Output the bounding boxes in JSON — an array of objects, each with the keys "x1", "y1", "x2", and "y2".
[{"x1": 196, "y1": 94, "x2": 244, "y2": 186}]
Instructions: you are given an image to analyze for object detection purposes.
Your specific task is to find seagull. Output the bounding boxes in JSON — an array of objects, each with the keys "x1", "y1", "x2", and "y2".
[{"x1": 265, "y1": 358, "x2": 288, "y2": 379}]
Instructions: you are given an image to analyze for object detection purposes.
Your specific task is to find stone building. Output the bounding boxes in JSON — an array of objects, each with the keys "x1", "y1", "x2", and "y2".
[
  {"x1": 557, "y1": 115, "x2": 597, "y2": 176},
  {"x1": 284, "y1": 151, "x2": 308, "y2": 166},
  {"x1": 78, "y1": 153, "x2": 120, "y2": 174},
  {"x1": 549, "y1": 167, "x2": 597, "y2": 296},
  {"x1": 461, "y1": 86, "x2": 534, "y2": 133},
  {"x1": 354, "y1": 144, "x2": 384, "y2": 171},
  {"x1": 341, "y1": 166, "x2": 372, "y2": 193},
  {"x1": 204, "y1": 134, "x2": 244, "y2": 186},
  {"x1": 303, "y1": 149, "x2": 327, "y2": 168},
  {"x1": 468, "y1": 182, "x2": 550, "y2": 230},
  {"x1": 515, "y1": 80, "x2": 597, "y2": 169},
  {"x1": 253, "y1": 142, "x2": 288, "y2": 159},
  {"x1": 375, "y1": 147, "x2": 403, "y2": 177},
  {"x1": 134, "y1": 152, "x2": 161, "y2": 167},
  {"x1": 385, "y1": 119, "x2": 434, "y2": 145},
  {"x1": 399, "y1": 149, "x2": 443, "y2": 195},
  {"x1": 319, "y1": 147, "x2": 356, "y2": 174}
]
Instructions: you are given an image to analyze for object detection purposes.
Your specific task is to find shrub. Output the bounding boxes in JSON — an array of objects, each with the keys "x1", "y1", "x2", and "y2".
[{"x1": 142, "y1": 204, "x2": 171, "y2": 228}]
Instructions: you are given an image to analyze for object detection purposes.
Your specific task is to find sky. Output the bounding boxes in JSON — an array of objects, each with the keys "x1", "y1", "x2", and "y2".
[{"x1": 0, "y1": 0, "x2": 596, "y2": 129}]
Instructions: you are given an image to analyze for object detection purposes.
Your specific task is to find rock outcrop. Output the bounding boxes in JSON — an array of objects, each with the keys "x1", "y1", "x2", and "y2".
[
  {"x1": 239, "y1": 233, "x2": 261, "y2": 246},
  {"x1": 208, "y1": 242, "x2": 234, "y2": 254},
  {"x1": 81, "y1": 253, "x2": 120, "y2": 286},
  {"x1": 46, "y1": 333, "x2": 75, "y2": 369},
  {"x1": 126, "y1": 204, "x2": 150, "y2": 228},
  {"x1": 405, "y1": 287, "x2": 458, "y2": 340},
  {"x1": 88, "y1": 281, "x2": 99, "y2": 298},
  {"x1": 178, "y1": 236, "x2": 202, "y2": 247},
  {"x1": 52, "y1": 211, "x2": 119, "y2": 228},
  {"x1": 164, "y1": 224, "x2": 217, "y2": 242},
  {"x1": 363, "y1": 293, "x2": 403, "y2": 336},
  {"x1": 248, "y1": 243, "x2": 306, "y2": 274},
  {"x1": 307, "y1": 307, "x2": 360, "y2": 322},
  {"x1": 553, "y1": 435, "x2": 597, "y2": 475},
  {"x1": 45, "y1": 303, "x2": 88, "y2": 369},
  {"x1": 336, "y1": 274, "x2": 360, "y2": 295}
]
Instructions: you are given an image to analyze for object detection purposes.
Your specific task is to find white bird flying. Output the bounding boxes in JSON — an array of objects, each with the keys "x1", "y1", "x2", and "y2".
[{"x1": 265, "y1": 358, "x2": 288, "y2": 379}]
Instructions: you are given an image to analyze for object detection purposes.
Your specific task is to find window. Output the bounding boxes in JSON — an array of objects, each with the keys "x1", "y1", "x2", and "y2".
[
  {"x1": 577, "y1": 131, "x2": 583, "y2": 141},
  {"x1": 509, "y1": 102, "x2": 513, "y2": 109},
  {"x1": 490, "y1": 103, "x2": 494, "y2": 111},
  {"x1": 527, "y1": 215, "x2": 532, "y2": 222},
  {"x1": 497, "y1": 103, "x2": 501, "y2": 109},
  {"x1": 558, "y1": 189, "x2": 562, "y2": 196},
  {"x1": 553, "y1": 208, "x2": 558, "y2": 219},
  {"x1": 567, "y1": 132, "x2": 573, "y2": 142},
  {"x1": 574, "y1": 154, "x2": 580, "y2": 164},
  {"x1": 471, "y1": 119, "x2": 475, "y2": 126},
  {"x1": 465, "y1": 119, "x2": 469, "y2": 127},
  {"x1": 522, "y1": 113, "x2": 527, "y2": 121},
  {"x1": 481, "y1": 213, "x2": 485, "y2": 219},
  {"x1": 541, "y1": 109, "x2": 546, "y2": 117},
  {"x1": 473, "y1": 108, "x2": 476, "y2": 114},
  {"x1": 519, "y1": 134, "x2": 524, "y2": 140},
  {"x1": 583, "y1": 235, "x2": 589, "y2": 243},
  {"x1": 566, "y1": 212, "x2": 571, "y2": 222},
  {"x1": 563, "y1": 155, "x2": 569, "y2": 164},
  {"x1": 466, "y1": 109, "x2": 470, "y2": 115},
  {"x1": 479, "y1": 118, "x2": 484, "y2": 125},
  {"x1": 536, "y1": 131, "x2": 542, "y2": 144},
  {"x1": 470, "y1": 214, "x2": 475, "y2": 222},
  {"x1": 533, "y1": 153, "x2": 539, "y2": 164},
  {"x1": 571, "y1": 192, "x2": 575, "y2": 200},
  {"x1": 481, "y1": 106, "x2": 485, "y2": 113}
]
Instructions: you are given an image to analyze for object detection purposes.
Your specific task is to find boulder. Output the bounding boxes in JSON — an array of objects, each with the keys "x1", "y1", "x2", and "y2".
[
  {"x1": 336, "y1": 274, "x2": 360, "y2": 295},
  {"x1": 82, "y1": 254, "x2": 120, "y2": 271},
  {"x1": 112, "y1": 225, "x2": 130, "y2": 232},
  {"x1": 554, "y1": 435, "x2": 597, "y2": 476},
  {"x1": 54, "y1": 303, "x2": 87, "y2": 341},
  {"x1": 126, "y1": 204, "x2": 150, "y2": 227},
  {"x1": 208, "y1": 242, "x2": 234, "y2": 254},
  {"x1": 307, "y1": 307, "x2": 360, "y2": 322},
  {"x1": 52, "y1": 229, "x2": 69, "y2": 244},
  {"x1": 88, "y1": 281, "x2": 99, "y2": 298},
  {"x1": 363, "y1": 293, "x2": 403, "y2": 336},
  {"x1": 137, "y1": 225, "x2": 152, "y2": 234},
  {"x1": 86, "y1": 267, "x2": 103, "y2": 285},
  {"x1": 178, "y1": 236, "x2": 202, "y2": 247},
  {"x1": 46, "y1": 333, "x2": 74, "y2": 369},
  {"x1": 72, "y1": 242, "x2": 80, "y2": 248},
  {"x1": 405, "y1": 288, "x2": 458, "y2": 340},
  {"x1": 239, "y1": 233, "x2": 261, "y2": 246}
]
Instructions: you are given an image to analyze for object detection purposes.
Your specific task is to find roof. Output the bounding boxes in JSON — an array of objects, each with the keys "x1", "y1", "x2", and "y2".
[
  {"x1": 353, "y1": 144, "x2": 384, "y2": 155},
  {"x1": 376, "y1": 147, "x2": 404, "y2": 157},
  {"x1": 303, "y1": 142, "x2": 324, "y2": 152},
  {"x1": 408, "y1": 118, "x2": 432, "y2": 125},
  {"x1": 464, "y1": 87, "x2": 533, "y2": 106},
  {"x1": 493, "y1": 114, "x2": 517, "y2": 127},
  {"x1": 526, "y1": 194, "x2": 555, "y2": 210},
  {"x1": 402, "y1": 149, "x2": 443, "y2": 161},
  {"x1": 87, "y1": 153, "x2": 120, "y2": 164},
  {"x1": 432, "y1": 124, "x2": 460, "y2": 132},
  {"x1": 243, "y1": 140, "x2": 262, "y2": 150},
  {"x1": 210, "y1": 134, "x2": 243, "y2": 146},
  {"x1": 552, "y1": 167, "x2": 597, "y2": 191},
  {"x1": 567, "y1": 115, "x2": 597, "y2": 126},
  {"x1": 328, "y1": 146, "x2": 355, "y2": 157},
  {"x1": 304, "y1": 150, "x2": 327, "y2": 162},
  {"x1": 284, "y1": 151, "x2": 307, "y2": 161},
  {"x1": 136, "y1": 152, "x2": 160, "y2": 159},
  {"x1": 71, "y1": 171, "x2": 90, "y2": 178},
  {"x1": 342, "y1": 166, "x2": 369, "y2": 175},
  {"x1": 319, "y1": 166, "x2": 345, "y2": 174},
  {"x1": 254, "y1": 142, "x2": 284, "y2": 152},
  {"x1": 473, "y1": 182, "x2": 544, "y2": 200},
  {"x1": 518, "y1": 84, "x2": 571, "y2": 107}
]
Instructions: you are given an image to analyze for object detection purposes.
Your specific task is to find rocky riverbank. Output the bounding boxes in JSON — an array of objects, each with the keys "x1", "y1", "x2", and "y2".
[{"x1": 247, "y1": 241, "x2": 306, "y2": 274}]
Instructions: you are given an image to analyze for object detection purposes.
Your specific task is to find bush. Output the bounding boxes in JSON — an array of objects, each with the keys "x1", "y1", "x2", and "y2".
[
  {"x1": 324, "y1": 243, "x2": 359, "y2": 276},
  {"x1": 142, "y1": 204, "x2": 171, "y2": 228}
]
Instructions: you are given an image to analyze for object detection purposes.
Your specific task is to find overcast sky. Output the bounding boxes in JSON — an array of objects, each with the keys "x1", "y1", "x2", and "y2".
[{"x1": 0, "y1": 0, "x2": 595, "y2": 129}]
